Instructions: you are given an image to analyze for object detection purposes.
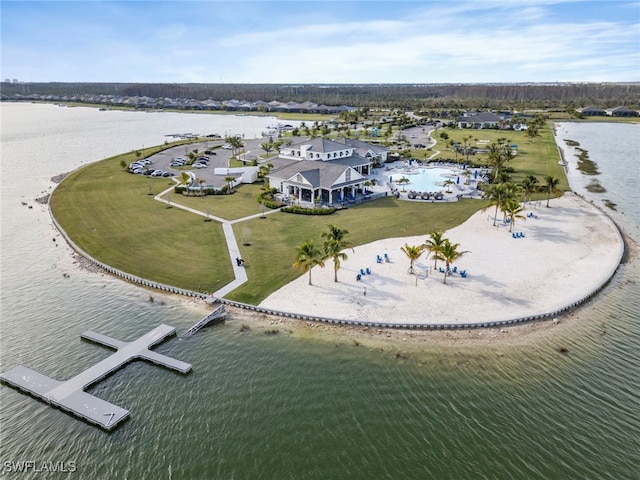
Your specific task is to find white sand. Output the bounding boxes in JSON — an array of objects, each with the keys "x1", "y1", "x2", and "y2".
[{"x1": 259, "y1": 193, "x2": 624, "y2": 325}]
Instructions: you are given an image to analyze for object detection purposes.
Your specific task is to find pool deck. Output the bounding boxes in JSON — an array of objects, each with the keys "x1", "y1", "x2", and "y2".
[{"x1": 0, "y1": 324, "x2": 191, "y2": 431}]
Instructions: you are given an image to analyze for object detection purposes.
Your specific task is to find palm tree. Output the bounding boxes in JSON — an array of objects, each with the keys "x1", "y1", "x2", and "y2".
[
  {"x1": 321, "y1": 225, "x2": 353, "y2": 282},
  {"x1": 224, "y1": 176, "x2": 235, "y2": 194},
  {"x1": 261, "y1": 138, "x2": 275, "y2": 158},
  {"x1": 520, "y1": 175, "x2": 539, "y2": 203},
  {"x1": 486, "y1": 143, "x2": 508, "y2": 183},
  {"x1": 424, "y1": 231, "x2": 445, "y2": 270},
  {"x1": 482, "y1": 183, "x2": 507, "y2": 226},
  {"x1": 545, "y1": 175, "x2": 560, "y2": 207},
  {"x1": 433, "y1": 239, "x2": 468, "y2": 284},
  {"x1": 400, "y1": 243, "x2": 425, "y2": 274},
  {"x1": 503, "y1": 198, "x2": 526, "y2": 232},
  {"x1": 396, "y1": 176, "x2": 410, "y2": 191},
  {"x1": 443, "y1": 178, "x2": 455, "y2": 193},
  {"x1": 293, "y1": 240, "x2": 325, "y2": 285},
  {"x1": 227, "y1": 135, "x2": 244, "y2": 156}
]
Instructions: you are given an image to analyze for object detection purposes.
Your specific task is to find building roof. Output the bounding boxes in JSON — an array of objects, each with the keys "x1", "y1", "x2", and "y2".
[
  {"x1": 335, "y1": 137, "x2": 388, "y2": 156},
  {"x1": 459, "y1": 112, "x2": 502, "y2": 123},
  {"x1": 268, "y1": 160, "x2": 363, "y2": 190}
]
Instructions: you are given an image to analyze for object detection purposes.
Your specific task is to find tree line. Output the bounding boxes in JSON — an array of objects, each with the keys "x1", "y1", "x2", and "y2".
[{"x1": 2, "y1": 81, "x2": 638, "y2": 110}]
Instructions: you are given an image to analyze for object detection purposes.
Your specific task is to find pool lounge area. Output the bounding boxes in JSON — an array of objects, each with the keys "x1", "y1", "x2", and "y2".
[{"x1": 381, "y1": 163, "x2": 485, "y2": 201}]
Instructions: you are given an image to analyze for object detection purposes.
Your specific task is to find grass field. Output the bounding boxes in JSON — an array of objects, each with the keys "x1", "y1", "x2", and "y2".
[{"x1": 50, "y1": 122, "x2": 567, "y2": 302}]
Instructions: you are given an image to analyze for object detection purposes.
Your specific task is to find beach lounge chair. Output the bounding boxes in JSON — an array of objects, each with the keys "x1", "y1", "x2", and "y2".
[
  {"x1": 512, "y1": 233, "x2": 517, "y2": 238},
  {"x1": 366, "y1": 267, "x2": 371, "y2": 275},
  {"x1": 376, "y1": 255, "x2": 383, "y2": 264},
  {"x1": 360, "y1": 268, "x2": 366, "y2": 276},
  {"x1": 460, "y1": 270, "x2": 467, "y2": 278},
  {"x1": 439, "y1": 267, "x2": 445, "y2": 273},
  {"x1": 384, "y1": 253, "x2": 390, "y2": 262}
]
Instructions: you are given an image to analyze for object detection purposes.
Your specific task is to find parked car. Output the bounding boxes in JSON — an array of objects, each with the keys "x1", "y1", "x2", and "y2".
[
  {"x1": 204, "y1": 150, "x2": 217, "y2": 155},
  {"x1": 132, "y1": 168, "x2": 144, "y2": 175},
  {"x1": 129, "y1": 162, "x2": 144, "y2": 170},
  {"x1": 151, "y1": 170, "x2": 164, "y2": 176},
  {"x1": 221, "y1": 144, "x2": 232, "y2": 149},
  {"x1": 170, "y1": 160, "x2": 185, "y2": 167},
  {"x1": 162, "y1": 172, "x2": 175, "y2": 177},
  {"x1": 192, "y1": 163, "x2": 206, "y2": 169}
]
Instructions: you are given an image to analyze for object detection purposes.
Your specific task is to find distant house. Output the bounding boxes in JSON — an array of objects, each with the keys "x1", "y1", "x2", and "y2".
[
  {"x1": 605, "y1": 106, "x2": 639, "y2": 117},
  {"x1": 457, "y1": 112, "x2": 502, "y2": 129},
  {"x1": 579, "y1": 106, "x2": 607, "y2": 116},
  {"x1": 267, "y1": 137, "x2": 384, "y2": 205}
]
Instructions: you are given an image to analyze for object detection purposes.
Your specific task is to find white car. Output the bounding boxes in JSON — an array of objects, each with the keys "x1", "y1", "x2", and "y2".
[
  {"x1": 192, "y1": 163, "x2": 206, "y2": 169},
  {"x1": 151, "y1": 170, "x2": 164, "y2": 176},
  {"x1": 221, "y1": 144, "x2": 232, "y2": 149}
]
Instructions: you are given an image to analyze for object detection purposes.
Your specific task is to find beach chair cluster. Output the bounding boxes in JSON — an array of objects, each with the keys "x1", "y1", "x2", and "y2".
[
  {"x1": 376, "y1": 253, "x2": 391, "y2": 264},
  {"x1": 512, "y1": 232, "x2": 526, "y2": 238},
  {"x1": 356, "y1": 267, "x2": 372, "y2": 281},
  {"x1": 438, "y1": 266, "x2": 467, "y2": 278}
]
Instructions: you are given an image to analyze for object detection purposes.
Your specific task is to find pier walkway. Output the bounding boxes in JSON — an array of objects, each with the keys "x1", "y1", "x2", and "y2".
[{"x1": 0, "y1": 324, "x2": 191, "y2": 431}]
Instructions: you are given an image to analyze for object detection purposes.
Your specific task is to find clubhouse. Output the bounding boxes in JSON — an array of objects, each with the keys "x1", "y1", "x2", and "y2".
[{"x1": 266, "y1": 137, "x2": 388, "y2": 206}]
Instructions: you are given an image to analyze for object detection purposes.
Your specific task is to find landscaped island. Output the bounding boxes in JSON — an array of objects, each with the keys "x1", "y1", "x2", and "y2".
[{"x1": 49, "y1": 118, "x2": 624, "y2": 327}]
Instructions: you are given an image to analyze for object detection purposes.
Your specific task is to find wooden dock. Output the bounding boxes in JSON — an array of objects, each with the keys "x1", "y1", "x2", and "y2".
[{"x1": 0, "y1": 324, "x2": 191, "y2": 431}]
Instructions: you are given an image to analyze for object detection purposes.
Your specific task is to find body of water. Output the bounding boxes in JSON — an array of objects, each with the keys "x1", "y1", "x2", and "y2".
[{"x1": 1, "y1": 105, "x2": 638, "y2": 479}]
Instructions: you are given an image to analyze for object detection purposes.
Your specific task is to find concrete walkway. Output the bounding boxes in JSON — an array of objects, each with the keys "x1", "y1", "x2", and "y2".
[{"x1": 154, "y1": 182, "x2": 281, "y2": 299}]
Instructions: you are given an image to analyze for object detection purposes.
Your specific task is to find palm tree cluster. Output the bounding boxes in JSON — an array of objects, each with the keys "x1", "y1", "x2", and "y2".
[
  {"x1": 486, "y1": 139, "x2": 516, "y2": 184},
  {"x1": 483, "y1": 174, "x2": 560, "y2": 229},
  {"x1": 293, "y1": 225, "x2": 353, "y2": 285},
  {"x1": 401, "y1": 231, "x2": 468, "y2": 284}
]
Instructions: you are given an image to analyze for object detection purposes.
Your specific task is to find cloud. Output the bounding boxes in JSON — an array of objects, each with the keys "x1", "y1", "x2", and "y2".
[{"x1": 1, "y1": 0, "x2": 638, "y2": 83}]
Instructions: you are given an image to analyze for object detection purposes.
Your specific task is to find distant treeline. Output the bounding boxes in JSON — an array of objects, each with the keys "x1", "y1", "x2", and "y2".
[{"x1": 2, "y1": 82, "x2": 639, "y2": 110}]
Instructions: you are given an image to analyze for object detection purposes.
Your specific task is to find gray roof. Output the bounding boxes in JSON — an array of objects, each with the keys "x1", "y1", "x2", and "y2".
[
  {"x1": 335, "y1": 137, "x2": 388, "y2": 156},
  {"x1": 268, "y1": 160, "x2": 363, "y2": 190},
  {"x1": 459, "y1": 112, "x2": 502, "y2": 123},
  {"x1": 289, "y1": 137, "x2": 349, "y2": 153}
]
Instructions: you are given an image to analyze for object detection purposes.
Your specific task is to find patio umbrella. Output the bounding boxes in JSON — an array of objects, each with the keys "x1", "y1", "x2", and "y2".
[{"x1": 456, "y1": 176, "x2": 460, "y2": 184}]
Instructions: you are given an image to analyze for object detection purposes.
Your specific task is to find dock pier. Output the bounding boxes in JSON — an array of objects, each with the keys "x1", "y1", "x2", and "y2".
[{"x1": 0, "y1": 324, "x2": 191, "y2": 431}]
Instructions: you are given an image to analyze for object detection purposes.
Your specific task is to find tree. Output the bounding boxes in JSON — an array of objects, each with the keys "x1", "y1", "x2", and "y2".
[
  {"x1": 396, "y1": 176, "x2": 410, "y2": 191},
  {"x1": 544, "y1": 175, "x2": 560, "y2": 207},
  {"x1": 443, "y1": 178, "x2": 455, "y2": 193},
  {"x1": 503, "y1": 198, "x2": 526, "y2": 232},
  {"x1": 226, "y1": 135, "x2": 244, "y2": 156},
  {"x1": 424, "y1": 231, "x2": 445, "y2": 270},
  {"x1": 224, "y1": 176, "x2": 235, "y2": 194},
  {"x1": 461, "y1": 135, "x2": 474, "y2": 163},
  {"x1": 520, "y1": 175, "x2": 539, "y2": 203},
  {"x1": 487, "y1": 143, "x2": 508, "y2": 183},
  {"x1": 433, "y1": 239, "x2": 468, "y2": 284},
  {"x1": 321, "y1": 225, "x2": 353, "y2": 282},
  {"x1": 400, "y1": 243, "x2": 425, "y2": 274},
  {"x1": 293, "y1": 240, "x2": 325, "y2": 285},
  {"x1": 482, "y1": 183, "x2": 507, "y2": 226},
  {"x1": 261, "y1": 138, "x2": 275, "y2": 157}
]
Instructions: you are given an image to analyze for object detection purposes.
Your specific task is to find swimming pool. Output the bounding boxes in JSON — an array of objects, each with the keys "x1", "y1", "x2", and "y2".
[{"x1": 390, "y1": 167, "x2": 460, "y2": 192}]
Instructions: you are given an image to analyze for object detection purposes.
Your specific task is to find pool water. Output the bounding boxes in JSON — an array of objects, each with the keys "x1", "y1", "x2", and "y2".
[{"x1": 390, "y1": 167, "x2": 460, "y2": 192}]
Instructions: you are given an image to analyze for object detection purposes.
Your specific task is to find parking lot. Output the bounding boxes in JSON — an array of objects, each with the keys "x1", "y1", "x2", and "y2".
[{"x1": 129, "y1": 138, "x2": 270, "y2": 188}]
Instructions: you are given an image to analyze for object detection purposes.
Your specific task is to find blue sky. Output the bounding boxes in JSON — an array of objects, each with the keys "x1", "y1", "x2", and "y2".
[{"x1": 1, "y1": 0, "x2": 639, "y2": 83}]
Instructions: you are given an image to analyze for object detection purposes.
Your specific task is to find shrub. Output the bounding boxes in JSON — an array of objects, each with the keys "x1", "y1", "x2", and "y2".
[{"x1": 281, "y1": 206, "x2": 336, "y2": 215}]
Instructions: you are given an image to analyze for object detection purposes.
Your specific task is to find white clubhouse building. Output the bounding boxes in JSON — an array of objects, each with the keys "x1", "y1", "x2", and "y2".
[{"x1": 267, "y1": 137, "x2": 388, "y2": 205}]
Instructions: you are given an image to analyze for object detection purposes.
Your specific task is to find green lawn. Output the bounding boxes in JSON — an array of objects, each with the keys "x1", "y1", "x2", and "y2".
[
  {"x1": 50, "y1": 121, "x2": 567, "y2": 303},
  {"x1": 227, "y1": 197, "x2": 485, "y2": 304}
]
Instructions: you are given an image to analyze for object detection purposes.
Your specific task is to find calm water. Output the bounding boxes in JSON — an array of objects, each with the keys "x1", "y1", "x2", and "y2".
[{"x1": 1, "y1": 105, "x2": 638, "y2": 479}]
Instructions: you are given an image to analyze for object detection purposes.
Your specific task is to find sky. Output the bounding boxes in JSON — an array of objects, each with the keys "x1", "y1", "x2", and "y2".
[{"x1": 1, "y1": 0, "x2": 639, "y2": 84}]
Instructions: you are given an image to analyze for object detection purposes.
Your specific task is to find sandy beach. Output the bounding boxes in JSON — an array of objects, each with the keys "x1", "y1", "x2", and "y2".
[{"x1": 259, "y1": 193, "x2": 624, "y2": 326}]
